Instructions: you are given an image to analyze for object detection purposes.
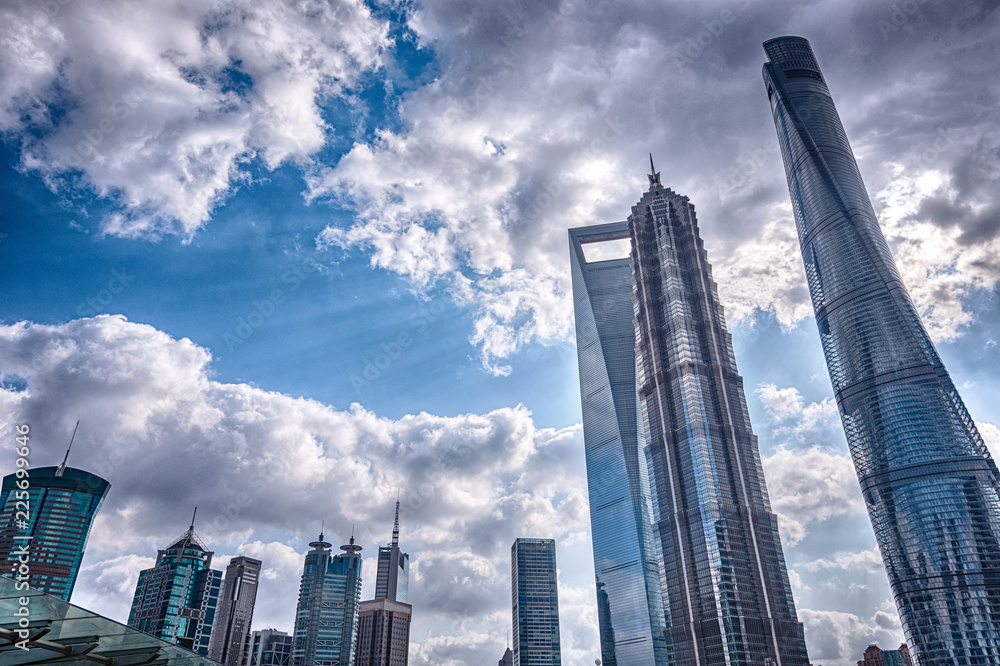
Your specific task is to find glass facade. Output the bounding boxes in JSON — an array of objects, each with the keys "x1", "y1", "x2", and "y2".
[
  {"x1": 629, "y1": 177, "x2": 809, "y2": 664},
  {"x1": 763, "y1": 35, "x2": 1000, "y2": 665},
  {"x1": 0, "y1": 465, "x2": 110, "y2": 602},
  {"x1": 511, "y1": 538, "x2": 561, "y2": 666},
  {"x1": 207, "y1": 556, "x2": 262, "y2": 666},
  {"x1": 0, "y1": 574, "x2": 225, "y2": 665},
  {"x1": 569, "y1": 222, "x2": 670, "y2": 665},
  {"x1": 292, "y1": 533, "x2": 363, "y2": 666},
  {"x1": 127, "y1": 525, "x2": 223, "y2": 655}
]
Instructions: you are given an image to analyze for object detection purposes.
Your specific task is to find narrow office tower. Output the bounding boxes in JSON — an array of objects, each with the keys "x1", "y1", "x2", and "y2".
[
  {"x1": 569, "y1": 222, "x2": 670, "y2": 666},
  {"x1": 763, "y1": 36, "x2": 1000, "y2": 664},
  {"x1": 511, "y1": 538, "x2": 561, "y2": 666}
]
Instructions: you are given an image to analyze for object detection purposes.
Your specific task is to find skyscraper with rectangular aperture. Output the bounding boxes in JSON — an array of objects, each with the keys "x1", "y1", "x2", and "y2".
[
  {"x1": 207, "y1": 555, "x2": 262, "y2": 666},
  {"x1": 292, "y1": 531, "x2": 363, "y2": 666},
  {"x1": 629, "y1": 163, "x2": 809, "y2": 664},
  {"x1": 763, "y1": 35, "x2": 1000, "y2": 664},
  {"x1": 0, "y1": 463, "x2": 109, "y2": 602},
  {"x1": 127, "y1": 511, "x2": 223, "y2": 655},
  {"x1": 569, "y1": 222, "x2": 670, "y2": 666},
  {"x1": 511, "y1": 538, "x2": 561, "y2": 666}
]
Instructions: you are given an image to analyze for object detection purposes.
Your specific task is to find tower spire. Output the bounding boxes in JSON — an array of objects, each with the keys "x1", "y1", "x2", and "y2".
[
  {"x1": 190, "y1": 505, "x2": 198, "y2": 531},
  {"x1": 56, "y1": 420, "x2": 80, "y2": 477},
  {"x1": 647, "y1": 153, "x2": 661, "y2": 187},
  {"x1": 392, "y1": 493, "x2": 400, "y2": 547}
]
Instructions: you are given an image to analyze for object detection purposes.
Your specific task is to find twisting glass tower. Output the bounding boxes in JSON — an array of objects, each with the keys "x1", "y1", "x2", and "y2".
[
  {"x1": 763, "y1": 36, "x2": 1000, "y2": 664},
  {"x1": 630, "y1": 163, "x2": 809, "y2": 664}
]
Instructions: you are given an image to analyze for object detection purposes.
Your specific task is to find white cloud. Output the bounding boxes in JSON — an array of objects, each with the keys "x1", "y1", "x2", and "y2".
[
  {"x1": 762, "y1": 446, "x2": 865, "y2": 546},
  {"x1": 0, "y1": 315, "x2": 593, "y2": 663},
  {"x1": 0, "y1": 0, "x2": 389, "y2": 237},
  {"x1": 799, "y1": 607, "x2": 904, "y2": 666},
  {"x1": 800, "y1": 548, "x2": 885, "y2": 575}
]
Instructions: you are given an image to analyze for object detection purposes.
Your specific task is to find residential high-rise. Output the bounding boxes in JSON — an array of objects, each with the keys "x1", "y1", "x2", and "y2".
[
  {"x1": 763, "y1": 35, "x2": 1000, "y2": 664},
  {"x1": 292, "y1": 531, "x2": 363, "y2": 666},
  {"x1": 355, "y1": 501, "x2": 411, "y2": 666},
  {"x1": 511, "y1": 538, "x2": 561, "y2": 666},
  {"x1": 858, "y1": 643, "x2": 912, "y2": 666},
  {"x1": 628, "y1": 165, "x2": 809, "y2": 664},
  {"x1": 568, "y1": 223, "x2": 669, "y2": 665},
  {"x1": 207, "y1": 555, "x2": 262, "y2": 666},
  {"x1": 375, "y1": 499, "x2": 409, "y2": 603},
  {"x1": 248, "y1": 628, "x2": 293, "y2": 665},
  {"x1": 127, "y1": 511, "x2": 223, "y2": 654},
  {"x1": 0, "y1": 464, "x2": 109, "y2": 601},
  {"x1": 354, "y1": 598, "x2": 411, "y2": 666}
]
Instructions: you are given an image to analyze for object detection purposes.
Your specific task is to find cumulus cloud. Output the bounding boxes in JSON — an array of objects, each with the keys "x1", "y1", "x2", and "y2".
[
  {"x1": 799, "y1": 606, "x2": 904, "y2": 666},
  {"x1": 0, "y1": 0, "x2": 389, "y2": 237},
  {"x1": 0, "y1": 315, "x2": 591, "y2": 663},
  {"x1": 762, "y1": 446, "x2": 865, "y2": 546},
  {"x1": 3, "y1": 0, "x2": 997, "y2": 369}
]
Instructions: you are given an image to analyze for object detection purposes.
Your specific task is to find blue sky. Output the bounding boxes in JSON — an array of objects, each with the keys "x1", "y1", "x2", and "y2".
[{"x1": 1, "y1": 1, "x2": 999, "y2": 664}]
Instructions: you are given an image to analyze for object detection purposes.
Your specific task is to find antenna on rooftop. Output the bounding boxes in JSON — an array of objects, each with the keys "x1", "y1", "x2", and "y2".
[{"x1": 56, "y1": 420, "x2": 80, "y2": 477}]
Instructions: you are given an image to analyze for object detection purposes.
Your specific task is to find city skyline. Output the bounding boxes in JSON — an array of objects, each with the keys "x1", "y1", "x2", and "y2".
[{"x1": 2, "y1": 1, "x2": 999, "y2": 664}]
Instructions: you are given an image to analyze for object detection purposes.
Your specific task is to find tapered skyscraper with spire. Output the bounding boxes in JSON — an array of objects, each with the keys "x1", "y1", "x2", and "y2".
[
  {"x1": 356, "y1": 499, "x2": 412, "y2": 666},
  {"x1": 127, "y1": 509, "x2": 223, "y2": 655},
  {"x1": 570, "y1": 159, "x2": 809, "y2": 664},
  {"x1": 0, "y1": 422, "x2": 110, "y2": 601},
  {"x1": 763, "y1": 36, "x2": 1000, "y2": 664},
  {"x1": 375, "y1": 497, "x2": 409, "y2": 603}
]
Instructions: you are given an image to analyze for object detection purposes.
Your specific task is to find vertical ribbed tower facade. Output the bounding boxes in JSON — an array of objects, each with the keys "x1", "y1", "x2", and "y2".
[
  {"x1": 511, "y1": 538, "x2": 562, "y2": 666},
  {"x1": 762, "y1": 36, "x2": 1000, "y2": 664},
  {"x1": 208, "y1": 555, "x2": 262, "y2": 666},
  {"x1": 629, "y1": 167, "x2": 809, "y2": 664},
  {"x1": 569, "y1": 221, "x2": 670, "y2": 665}
]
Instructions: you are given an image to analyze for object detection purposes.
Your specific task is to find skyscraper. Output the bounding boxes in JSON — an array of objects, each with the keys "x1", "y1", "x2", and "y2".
[
  {"x1": 375, "y1": 499, "x2": 409, "y2": 603},
  {"x1": 628, "y1": 166, "x2": 809, "y2": 664},
  {"x1": 356, "y1": 500, "x2": 411, "y2": 666},
  {"x1": 763, "y1": 36, "x2": 1000, "y2": 664},
  {"x1": 248, "y1": 628, "x2": 294, "y2": 665},
  {"x1": 127, "y1": 511, "x2": 223, "y2": 655},
  {"x1": 292, "y1": 531, "x2": 363, "y2": 666},
  {"x1": 511, "y1": 538, "x2": 561, "y2": 666},
  {"x1": 355, "y1": 598, "x2": 412, "y2": 666},
  {"x1": 0, "y1": 464, "x2": 109, "y2": 601},
  {"x1": 207, "y1": 555, "x2": 262, "y2": 666},
  {"x1": 0, "y1": 426, "x2": 110, "y2": 602},
  {"x1": 568, "y1": 222, "x2": 670, "y2": 665}
]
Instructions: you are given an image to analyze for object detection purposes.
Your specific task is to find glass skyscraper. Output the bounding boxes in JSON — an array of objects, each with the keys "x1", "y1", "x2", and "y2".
[
  {"x1": 0, "y1": 464, "x2": 110, "y2": 601},
  {"x1": 127, "y1": 515, "x2": 223, "y2": 655},
  {"x1": 292, "y1": 531, "x2": 363, "y2": 666},
  {"x1": 207, "y1": 555, "x2": 262, "y2": 666},
  {"x1": 569, "y1": 222, "x2": 670, "y2": 665},
  {"x1": 629, "y1": 169, "x2": 809, "y2": 664},
  {"x1": 511, "y1": 538, "x2": 561, "y2": 666},
  {"x1": 763, "y1": 35, "x2": 1000, "y2": 664}
]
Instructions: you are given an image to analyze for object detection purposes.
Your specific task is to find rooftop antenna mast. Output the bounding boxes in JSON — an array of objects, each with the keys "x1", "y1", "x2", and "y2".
[
  {"x1": 392, "y1": 491, "x2": 401, "y2": 547},
  {"x1": 56, "y1": 420, "x2": 80, "y2": 477}
]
